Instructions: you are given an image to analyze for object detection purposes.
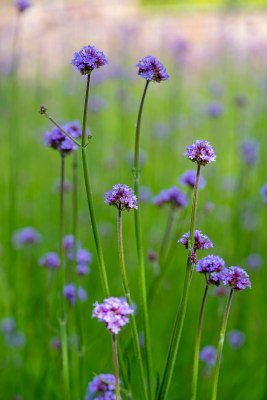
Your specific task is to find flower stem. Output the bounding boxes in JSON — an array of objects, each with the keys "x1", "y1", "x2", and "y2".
[
  {"x1": 81, "y1": 74, "x2": 110, "y2": 298},
  {"x1": 133, "y1": 80, "x2": 154, "y2": 400},
  {"x1": 191, "y1": 283, "x2": 209, "y2": 400},
  {"x1": 211, "y1": 289, "x2": 233, "y2": 400},
  {"x1": 113, "y1": 334, "x2": 120, "y2": 400},
  {"x1": 59, "y1": 155, "x2": 70, "y2": 400},
  {"x1": 157, "y1": 164, "x2": 201, "y2": 400},
  {"x1": 118, "y1": 210, "x2": 149, "y2": 400}
]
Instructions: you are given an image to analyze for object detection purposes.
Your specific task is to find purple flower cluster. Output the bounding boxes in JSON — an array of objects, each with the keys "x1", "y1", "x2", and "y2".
[
  {"x1": 86, "y1": 374, "x2": 120, "y2": 400},
  {"x1": 39, "y1": 252, "x2": 60, "y2": 269},
  {"x1": 44, "y1": 126, "x2": 77, "y2": 156},
  {"x1": 15, "y1": 0, "x2": 31, "y2": 12},
  {"x1": 260, "y1": 183, "x2": 267, "y2": 205},
  {"x1": 227, "y1": 330, "x2": 245, "y2": 349},
  {"x1": 178, "y1": 230, "x2": 213, "y2": 251},
  {"x1": 12, "y1": 227, "x2": 41, "y2": 249},
  {"x1": 207, "y1": 102, "x2": 224, "y2": 118},
  {"x1": 179, "y1": 170, "x2": 206, "y2": 189},
  {"x1": 136, "y1": 56, "x2": 169, "y2": 82},
  {"x1": 184, "y1": 140, "x2": 216, "y2": 166},
  {"x1": 92, "y1": 297, "x2": 134, "y2": 335},
  {"x1": 240, "y1": 138, "x2": 259, "y2": 166},
  {"x1": 104, "y1": 184, "x2": 138, "y2": 212},
  {"x1": 71, "y1": 45, "x2": 108, "y2": 75},
  {"x1": 63, "y1": 284, "x2": 88, "y2": 305},
  {"x1": 196, "y1": 255, "x2": 226, "y2": 286},
  {"x1": 64, "y1": 236, "x2": 92, "y2": 277},
  {"x1": 200, "y1": 346, "x2": 217, "y2": 367},
  {"x1": 152, "y1": 186, "x2": 188, "y2": 208},
  {"x1": 222, "y1": 266, "x2": 251, "y2": 291}
]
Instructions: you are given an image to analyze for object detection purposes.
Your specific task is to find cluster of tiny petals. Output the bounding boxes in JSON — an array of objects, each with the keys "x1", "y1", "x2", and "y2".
[
  {"x1": 196, "y1": 255, "x2": 225, "y2": 274},
  {"x1": 184, "y1": 140, "x2": 216, "y2": 165},
  {"x1": 152, "y1": 186, "x2": 188, "y2": 208},
  {"x1": 178, "y1": 230, "x2": 213, "y2": 250},
  {"x1": 92, "y1": 297, "x2": 134, "y2": 335},
  {"x1": 208, "y1": 270, "x2": 227, "y2": 287},
  {"x1": 89, "y1": 374, "x2": 118, "y2": 394},
  {"x1": 179, "y1": 170, "x2": 206, "y2": 189},
  {"x1": 44, "y1": 126, "x2": 77, "y2": 155},
  {"x1": 136, "y1": 56, "x2": 169, "y2": 82},
  {"x1": 39, "y1": 252, "x2": 60, "y2": 269},
  {"x1": 71, "y1": 45, "x2": 108, "y2": 75},
  {"x1": 104, "y1": 184, "x2": 138, "y2": 212},
  {"x1": 222, "y1": 266, "x2": 251, "y2": 291}
]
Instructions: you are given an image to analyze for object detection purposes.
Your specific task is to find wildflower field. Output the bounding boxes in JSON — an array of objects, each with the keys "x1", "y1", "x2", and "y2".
[{"x1": 0, "y1": 1, "x2": 267, "y2": 400}]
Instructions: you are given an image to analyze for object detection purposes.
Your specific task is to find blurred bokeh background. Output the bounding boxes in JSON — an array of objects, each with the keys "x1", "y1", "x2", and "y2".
[{"x1": 1, "y1": 0, "x2": 267, "y2": 399}]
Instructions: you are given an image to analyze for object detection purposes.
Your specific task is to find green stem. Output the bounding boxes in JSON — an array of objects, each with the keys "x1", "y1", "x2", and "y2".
[
  {"x1": 158, "y1": 204, "x2": 176, "y2": 267},
  {"x1": 59, "y1": 155, "x2": 70, "y2": 400},
  {"x1": 157, "y1": 164, "x2": 201, "y2": 400},
  {"x1": 81, "y1": 74, "x2": 110, "y2": 298},
  {"x1": 118, "y1": 210, "x2": 149, "y2": 400},
  {"x1": 211, "y1": 290, "x2": 233, "y2": 400},
  {"x1": 191, "y1": 283, "x2": 209, "y2": 400},
  {"x1": 113, "y1": 334, "x2": 120, "y2": 400},
  {"x1": 45, "y1": 113, "x2": 81, "y2": 147},
  {"x1": 133, "y1": 80, "x2": 154, "y2": 400}
]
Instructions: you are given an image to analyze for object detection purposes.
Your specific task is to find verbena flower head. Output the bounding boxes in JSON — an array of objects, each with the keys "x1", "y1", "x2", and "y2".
[
  {"x1": 63, "y1": 234, "x2": 75, "y2": 252},
  {"x1": 178, "y1": 230, "x2": 213, "y2": 251},
  {"x1": 63, "y1": 284, "x2": 88, "y2": 305},
  {"x1": 196, "y1": 255, "x2": 225, "y2": 274},
  {"x1": 86, "y1": 374, "x2": 121, "y2": 400},
  {"x1": 77, "y1": 264, "x2": 91, "y2": 276},
  {"x1": 12, "y1": 227, "x2": 41, "y2": 249},
  {"x1": 39, "y1": 252, "x2": 60, "y2": 269},
  {"x1": 15, "y1": 0, "x2": 31, "y2": 12},
  {"x1": 44, "y1": 126, "x2": 77, "y2": 156},
  {"x1": 207, "y1": 102, "x2": 224, "y2": 118},
  {"x1": 200, "y1": 346, "x2": 217, "y2": 367},
  {"x1": 240, "y1": 138, "x2": 259, "y2": 166},
  {"x1": 222, "y1": 266, "x2": 251, "y2": 291},
  {"x1": 104, "y1": 184, "x2": 138, "y2": 212},
  {"x1": 184, "y1": 140, "x2": 216, "y2": 166},
  {"x1": 179, "y1": 170, "x2": 206, "y2": 189},
  {"x1": 136, "y1": 56, "x2": 169, "y2": 82},
  {"x1": 71, "y1": 45, "x2": 108, "y2": 75},
  {"x1": 152, "y1": 186, "x2": 188, "y2": 208},
  {"x1": 92, "y1": 297, "x2": 134, "y2": 335},
  {"x1": 227, "y1": 330, "x2": 245, "y2": 349},
  {"x1": 68, "y1": 248, "x2": 92, "y2": 264},
  {"x1": 260, "y1": 183, "x2": 267, "y2": 205}
]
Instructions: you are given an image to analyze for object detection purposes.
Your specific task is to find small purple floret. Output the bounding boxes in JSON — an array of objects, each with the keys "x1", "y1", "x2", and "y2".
[
  {"x1": 104, "y1": 184, "x2": 138, "y2": 212},
  {"x1": 184, "y1": 140, "x2": 216, "y2": 166},
  {"x1": 39, "y1": 252, "x2": 60, "y2": 269},
  {"x1": 178, "y1": 230, "x2": 213, "y2": 251},
  {"x1": 136, "y1": 56, "x2": 169, "y2": 82},
  {"x1": 92, "y1": 297, "x2": 134, "y2": 335},
  {"x1": 71, "y1": 45, "x2": 108, "y2": 75},
  {"x1": 222, "y1": 266, "x2": 251, "y2": 291},
  {"x1": 152, "y1": 186, "x2": 188, "y2": 208},
  {"x1": 179, "y1": 170, "x2": 206, "y2": 189},
  {"x1": 200, "y1": 346, "x2": 217, "y2": 367}
]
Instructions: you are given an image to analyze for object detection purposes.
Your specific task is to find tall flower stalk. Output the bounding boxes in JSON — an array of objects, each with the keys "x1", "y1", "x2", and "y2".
[
  {"x1": 157, "y1": 140, "x2": 216, "y2": 400},
  {"x1": 104, "y1": 184, "x2": 148, "y2": 399},
  {"x1": 112, "y1": 334, "x2": 120, "y2": 400},
  {"x1": 211, "y1": 267, "x2": 251, "y2": 400},
  {"x1": 134, "y1": 56, "x2": 169, "y2": 400}
]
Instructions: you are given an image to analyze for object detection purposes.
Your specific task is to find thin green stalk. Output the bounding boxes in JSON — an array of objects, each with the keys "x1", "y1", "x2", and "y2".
[
  {"x1": 211, "y1": 290, "x2": 233, "y2": 400},
  {"x1": 44, "y1": 113, "x2": 81, "y2": 147},
  {"x1": 133, "y1": 80, "x2": 154, "y2": 400},
  {"x1": 191, "y1": 283, "x2": 209, "y2": 400},
  {"x1": 58, "y1": 155, "x2": 70, "y2": 400},
  {"x1": 157, "y1": 164, "x2": 201, "y2": 400},
  {"x1": 158, "y1": 204, "x2": 176, "y2": 267},
  {"x1": 113, "y1": 334, "x2": 121, "y2": 400},
  {"x1": 118, "y1": 210, "x2": 149, "y2": 400}
]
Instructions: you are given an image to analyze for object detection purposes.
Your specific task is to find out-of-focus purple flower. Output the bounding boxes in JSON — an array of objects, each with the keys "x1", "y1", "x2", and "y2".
[
  {"x1": 71, "y1": 45, "x2": 108, "y2": 75},
  {"x1": 245, "y1": 253, "x2": 262, "y2": 270},
  {"x1": 147, "y1": 250, "x2": 158, "y2": 262},
  {"x1": 63, "y1": 234, "x2": 74, "y2": 252},
  {"x1": 196, "y1": 255, "x2": 225, "y2": 274},
  {"x1": 12, "y1": 227, "x2": 41, "y2": 249},
  {"x1": 38, "y1": 104, "x2": 47, "y2": 115},
  {"x1": 50, "y1": 336, "x2": 61, "y2": 350},
  {"x1": 227, "y1": 330, "x2": 245, "y2": 349},
  {"x1": 78, "y1": 286, "x2": 88, "y2": 302},
  {"x1": 139, "y1": 186, "x2": 152, "y2": 202},
  {"x1": 153, "y1": 122, "x2": 170, "y2": 139},
  {"x1": 152, "y1": 186, "x2": 188, "y2": 208},
  {"x1": 44, "y1": 126, "x2": 77, "y2": 156},
  {"x1": 222, "y1": 267, "x2": 251, "y2": 291},
  {"x1": 235, "y1": 95, "x2": 247, "y2": 108},
  {"x1": 184, "y1": 140, "x2": 216, "y2": 166},
  {"x1": 179, "y1": 170, "x2": 206, "y2": 189},
  {"x1": 178, "y1": 230, "x2": 213, "y2": 251},
  {"x1": 104, "y1": 184, "x2": 138, "y2": 212},
  {"x1": 172, "y1": 37, "x2": 189, "y2": 65},
  {"x1": 55, "y1": 178, "x2": 72, "y2": 194},
  {"x1": 207, "y1": 102, "x2": 224, "y2": 118},
  {"x1": 89, "y1": 95, "x2": 107, "y2": 113},
  {"x1": 77, "y1": 264, "x2": 91, "y2": 276},
  {"x1": 200, "y1": 346, "x2": 218, "y2": 367},
  {"x1": 204, "y1": 202, "x2": 214, "y2": 214},
  {"x1": 127, "y1": 149, "x2": 147, "y2": 167},
  {"x1": 5, "y1": 331, "x2": 26, "y2": 349},
  {"x1": 15, "y1": 0, "x2": 31, "y2": 12},
  {"x1": 92, "y1": 297, "x2": 134, "y2": 335},
  {"x1": 240, "y1": 138, "x2": 259, "y2": 166},
  {"x1": 136, "y1": 56, "x2": 169, "y2": 82},
  {"x1": 212, "y1": 286, "x2": 230, "y2": 297},
  {"x1": 63, "y1": 284, "x2": 76, "y2": 305},
  {"x1": 260, "y1": 183, "x2": 267, "y2": 205},
  {"x1": 1, "y1": 317, "x2": 16, "y2": 334},
  {"x1": 39, "y1": 252, "x2": 60, "y2": 269},
  {"x1": 68, "y1": 248, "x2": 92, "y2": 264}
]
